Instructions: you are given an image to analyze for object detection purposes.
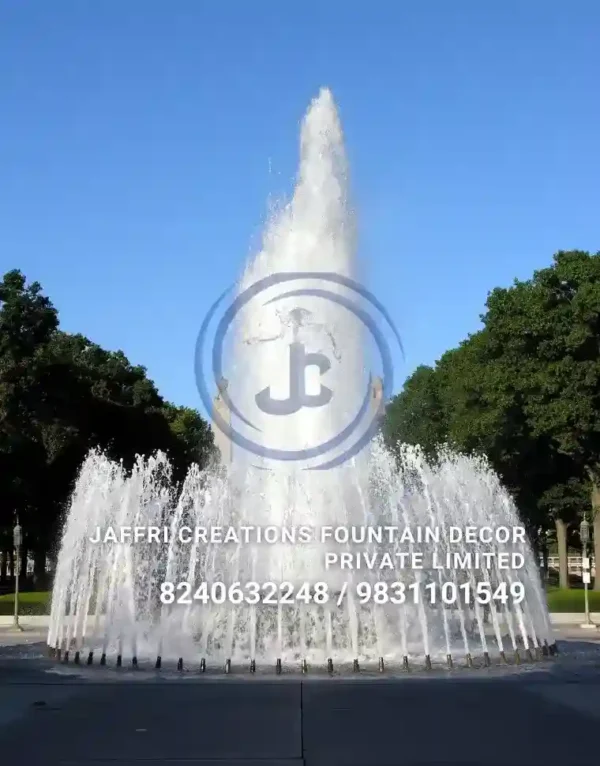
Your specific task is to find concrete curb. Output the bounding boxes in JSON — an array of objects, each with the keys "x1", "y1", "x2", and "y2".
[
  {"x1": 1, "y1": 613, "x2": 600, "y2": 630},
  {"x1": 549, "y1": 612, "x2": 600, "y2": 626},
  {"x1": 0, "y1": 615, "x2": 51, "y2": 628}
]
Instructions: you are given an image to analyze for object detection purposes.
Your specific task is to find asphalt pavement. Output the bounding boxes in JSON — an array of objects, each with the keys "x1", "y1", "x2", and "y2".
[{"x1": 1, "y1": 629, "x2": 600, "y2": 766}]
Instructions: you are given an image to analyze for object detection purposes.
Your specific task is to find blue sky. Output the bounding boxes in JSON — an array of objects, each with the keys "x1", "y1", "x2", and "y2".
[{"x1": 1, "y1": 1, "x2": 598, "y2": 416}]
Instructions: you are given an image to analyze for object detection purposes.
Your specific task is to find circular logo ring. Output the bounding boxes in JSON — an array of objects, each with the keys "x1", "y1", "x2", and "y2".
[{"x1": 195, "y1": 272, "x2": 403, "y2": 470}]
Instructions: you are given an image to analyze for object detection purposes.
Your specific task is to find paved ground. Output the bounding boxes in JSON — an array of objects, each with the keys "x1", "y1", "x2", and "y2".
[{"x1": 1, "y1": 628, "x2": 600, "y2": 766}]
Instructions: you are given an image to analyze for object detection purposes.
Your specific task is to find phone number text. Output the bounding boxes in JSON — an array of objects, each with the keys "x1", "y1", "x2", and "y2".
[{"x1": 159, "y1": 580, "x2": 525, "y2": 607}]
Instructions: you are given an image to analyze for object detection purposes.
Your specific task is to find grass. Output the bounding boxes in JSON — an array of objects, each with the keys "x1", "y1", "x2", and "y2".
[
  {"x1": 0, "y1": 590, "x2": 51, "y2": 616},
  {"x1": 1, "y1": 586, "x2": 600, "y2": 616},
  {"x1": 545, "y1": 586, "x2": 600, "y2": 613}
]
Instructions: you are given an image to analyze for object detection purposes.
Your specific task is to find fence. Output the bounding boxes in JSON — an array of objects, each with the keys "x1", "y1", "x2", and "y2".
[{"x1": 544, "y1": 555, "x2": 595, "y2": 577}]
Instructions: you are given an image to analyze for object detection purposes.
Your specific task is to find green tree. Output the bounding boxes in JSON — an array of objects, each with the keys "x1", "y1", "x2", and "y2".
[
  {"x1": 437, "y1": 332, "x2": 584, "y2": 542},
  {"x1": 384, "y1": 365, "x2": 448, "y2": 458},
  {"x1": 386, "y1": 253, "x2": 600, "y2": 586},
  {"x1": 163, "y1": 402, "x2": 216, "y2": 475},
  {"x1": 480, "y1": 250, "x2": 600, "y2": 587},
  {"x1": 0, "y1": 270, "x2": 216, "y2": 586},
  {"x1": 0, "y1": 270, "x2": 60, "y2": 582}
]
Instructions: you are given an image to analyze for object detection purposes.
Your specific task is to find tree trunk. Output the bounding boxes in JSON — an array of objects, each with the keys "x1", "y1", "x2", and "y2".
[
  {"x1": 0, "y1": 550, "x2": 6, "y2": 582},
  {"x1": 540, "y1": 537, "x2": 549, "y2": 584},
  {"x1": 592, "y1": 480, "x2": 600, "y2": 590},
  {"x1": 33, "y1": 548, "x2": 47, "y2": 588},
  {"x1": 555, "y1": 517, "x2": 569, "y2": 589}
]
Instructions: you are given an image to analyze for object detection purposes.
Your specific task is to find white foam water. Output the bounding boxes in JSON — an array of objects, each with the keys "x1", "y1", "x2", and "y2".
[{"x1": 48, "y1": 89, "x2": 552, "y2": 670}]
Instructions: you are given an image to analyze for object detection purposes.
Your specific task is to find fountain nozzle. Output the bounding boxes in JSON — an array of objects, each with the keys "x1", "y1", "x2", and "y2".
[{"x1": 542, "y1": 640, "x2": 549, "y2": 657}]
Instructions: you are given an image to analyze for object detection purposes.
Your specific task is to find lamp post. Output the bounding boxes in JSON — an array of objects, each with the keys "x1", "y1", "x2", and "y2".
[
  {"x1": 579, "y1": 515, "x2": 596, "y2": 630},
  {"x1": 13, "y1": 519, "x2": 23, "y2": 631}
]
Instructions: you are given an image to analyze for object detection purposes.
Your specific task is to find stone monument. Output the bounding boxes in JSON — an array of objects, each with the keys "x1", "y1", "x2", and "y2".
[
  {"x1": 212, "y1": 377, "x2": 233, "y2": 464},
  {"x1": 211, "y1": 375, "x2": 384, "y2": 466}
]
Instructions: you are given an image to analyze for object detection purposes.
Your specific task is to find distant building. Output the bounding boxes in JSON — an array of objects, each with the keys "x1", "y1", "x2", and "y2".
[
  {"x1": 212, "y1": 377, "x2": 232, "y2": 464},
  {"x1": 371, "y1": 375, "x2": 384, "y2": 414}
]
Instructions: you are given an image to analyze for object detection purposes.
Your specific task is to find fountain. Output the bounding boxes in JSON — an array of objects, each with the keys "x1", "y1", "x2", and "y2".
[{"x1": 48, "y1": 88, "x2": 554, "y2": 672}]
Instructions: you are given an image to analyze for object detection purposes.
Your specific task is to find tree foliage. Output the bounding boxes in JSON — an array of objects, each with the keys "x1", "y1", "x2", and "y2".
[
  {"x1": 0, "y1": 270, "x2": 215, "y2": 582},
  {"x1": 385, "y1": 251, "x2": 600, "y2": 584}
]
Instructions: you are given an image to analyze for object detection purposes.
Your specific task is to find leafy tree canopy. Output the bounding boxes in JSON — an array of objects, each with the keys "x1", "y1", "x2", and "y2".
[
  {"x1": 384, "y1": 251, "x2": 599, "y2": 541},
  {"x1": 0, "y1": 270, "x2": 215, "y2": 572}
]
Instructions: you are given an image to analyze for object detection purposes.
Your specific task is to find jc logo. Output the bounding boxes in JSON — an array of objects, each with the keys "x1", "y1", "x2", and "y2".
[{"x1": 255, "y1": 341, "x2": 332, "y2": 416}]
